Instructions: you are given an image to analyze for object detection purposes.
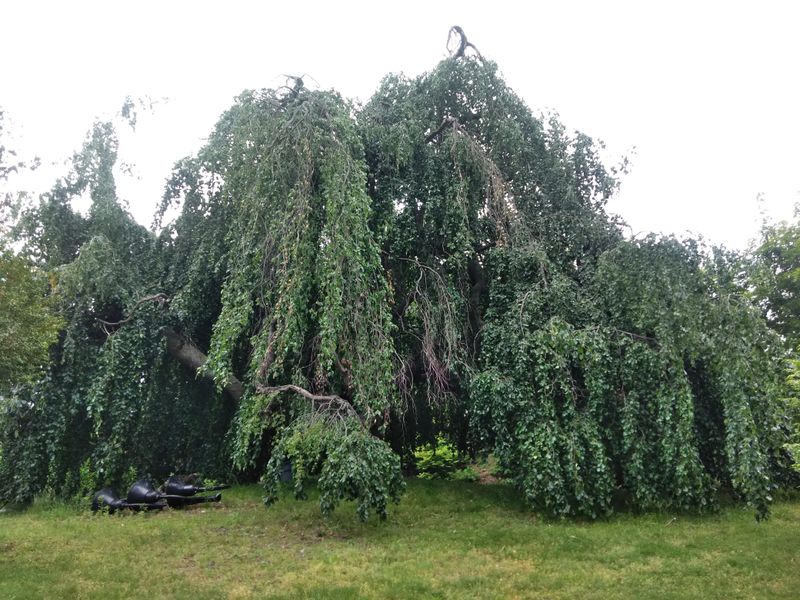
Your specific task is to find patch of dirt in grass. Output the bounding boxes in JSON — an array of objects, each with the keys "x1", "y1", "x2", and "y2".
[{"x1": 474, "y1": 464, "x2": 501, "y2": 484}]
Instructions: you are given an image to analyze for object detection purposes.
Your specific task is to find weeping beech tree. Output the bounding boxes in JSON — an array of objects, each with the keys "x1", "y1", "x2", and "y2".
[
  {"x1": 175, "y1": 85, "x2": 405, "y2": 518},
  {"x1": 1, "y1": 29, "x2": 793, "y2": 519}
]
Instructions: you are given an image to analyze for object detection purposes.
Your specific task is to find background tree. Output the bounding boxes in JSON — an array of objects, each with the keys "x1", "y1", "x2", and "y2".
[
  {"x1": 1, "y1": 118, "x2": 234, "y2": 505},
  {"x1": 750, "y1": 207, "x2": 800, "y2": 471},
  {"x1": 0, "y1": 248, "x2": 63, "y2": 393},
  {"x1": 751, "y1": 205, "x2": 800, "y2": 347},
  {"x1": 0, "y1": 111, "x2": 62, "y2": 392}
]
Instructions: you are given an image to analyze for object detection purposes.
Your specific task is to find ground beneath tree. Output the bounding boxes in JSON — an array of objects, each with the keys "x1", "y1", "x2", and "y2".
[{"x1": 1, "y1": 480, "x2": 798, "y2": 599}]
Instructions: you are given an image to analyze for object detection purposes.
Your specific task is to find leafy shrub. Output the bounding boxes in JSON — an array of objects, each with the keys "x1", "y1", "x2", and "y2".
[
  {"x1": 414, "y1": 437, "x2": 466, "y2": 480},
  {"x1": 451, "y1": 467, "x2": 480, "y2": 482}
]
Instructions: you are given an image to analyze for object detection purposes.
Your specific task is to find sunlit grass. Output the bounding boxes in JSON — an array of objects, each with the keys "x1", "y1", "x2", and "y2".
[{"x1": 1, "y1": 480, "x2": 798, "y2": 599}]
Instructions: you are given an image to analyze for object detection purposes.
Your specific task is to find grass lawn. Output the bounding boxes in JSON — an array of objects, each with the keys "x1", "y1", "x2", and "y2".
[{"x1": 1, "y1": 479, "x2": 798, "y2": 599}]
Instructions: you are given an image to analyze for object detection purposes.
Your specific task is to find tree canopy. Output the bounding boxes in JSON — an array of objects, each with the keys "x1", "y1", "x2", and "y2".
[
  {"x1": 751, "y1": 208, "x2": 800, "y2": 470},
  {"x1": 0, "y1": 248, "x2": 63, "y2": 393},
  {"x1": 751, "y1": 207, "x2": 800, "y2": 348},
  {"x1": 0, "y1": 29, "x2": 795, "y2": 519}
]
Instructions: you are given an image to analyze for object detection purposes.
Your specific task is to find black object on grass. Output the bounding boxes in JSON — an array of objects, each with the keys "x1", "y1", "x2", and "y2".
[
  {"x1": 91, "y1": 476, "x2": 226, "y2": 513},
  {"x1": 91, "y1": 487, "x2": 166, "y2": 513},
  {"x1": 164, "y1": 475, "x2": 229, "y2": 496}
]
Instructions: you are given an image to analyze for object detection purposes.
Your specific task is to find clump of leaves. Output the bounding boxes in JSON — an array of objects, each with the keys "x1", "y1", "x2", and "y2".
[
  {"x1": 0, "y1": 248, "x2": 63, "y2": 392},
  {"x1": 0, "y1": 29, "x2": 793, "y2": 522},
  {"x1": 263, "y1": 417, "x2": 404, "y2": 521},
  {"x1": 784, "y1": 356, "x2": 800, "y2": 473},
  {"x1": 414, "y1": 436, "x2": 467, "y2": 480}
]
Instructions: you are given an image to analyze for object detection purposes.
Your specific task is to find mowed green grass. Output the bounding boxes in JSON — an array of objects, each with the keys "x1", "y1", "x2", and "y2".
[{"x1": 1, "y1": 480, "x2": 798, "y2": 599}]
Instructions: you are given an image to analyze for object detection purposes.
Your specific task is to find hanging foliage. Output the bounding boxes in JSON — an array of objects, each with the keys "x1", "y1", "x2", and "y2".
[
  {"x1": 1, "y1": 119, "x2": 233, "y2": 504},
  {"x1": 0, "y1": 28, "x2": 794, "y2": 520},
  {"x1": 169, "y1": 84, "x2": 403, "y2": 518}
]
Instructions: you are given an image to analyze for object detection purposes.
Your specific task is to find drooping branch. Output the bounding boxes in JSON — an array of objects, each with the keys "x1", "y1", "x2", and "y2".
[
  {"x1": 94, "y1": 294, "x2": 243, "y2": 401},
  {"x1": 390, "y1": 256, "x2": 462, "y2": 406},
  {"x1": 97, "y1": 293, "x2": 169, "y2": 327},
  {"x1": 429, "y1": 112, "x2": 511, "y2": 244},
  {"x1": 255, "y1": 383, "x2": 363, "y2": 424}
]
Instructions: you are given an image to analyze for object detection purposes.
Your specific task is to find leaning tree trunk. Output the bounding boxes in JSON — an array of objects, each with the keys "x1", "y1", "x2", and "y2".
[{"x1": 164, "y1": 327, "x2": 243, "y2": 401}]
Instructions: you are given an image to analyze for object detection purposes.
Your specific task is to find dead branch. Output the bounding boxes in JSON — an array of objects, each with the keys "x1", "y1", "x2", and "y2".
[
  {"x1": 394, "y1": 352, "x2": 415, "y2": 409},
  {"x1": 447, "y1": 26, "x2": 483, "y2": 60},
  {"x1": 424, "y1": 113, "x2": 481, "y2": 144},
  {"x1": 391, "y1": 256, "x2": 460, "y2": 406},
  {"x1": 423, "y1": 113, "x2": 511, "y2": 244},
  {"x1": 278, "y1": 75, "x2": 306, "y2": 107}
]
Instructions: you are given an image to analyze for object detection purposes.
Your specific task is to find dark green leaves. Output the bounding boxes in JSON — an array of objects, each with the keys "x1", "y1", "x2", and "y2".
[{"x1": 1, "y1": 33, "x2": 792, "y2": 522}]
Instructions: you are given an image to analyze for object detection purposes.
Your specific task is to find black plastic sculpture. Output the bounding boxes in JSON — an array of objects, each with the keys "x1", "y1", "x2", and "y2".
[
  {"x1": 91, "y1": 487, "x2": 166, "y2": 513},
  {"x1": 127, "y1": 479, "x2": 188, "y2": 505},
  {"x1": 164, "y1": 475, "x2": 229, "y2": 496},
  {"x1": 162, "y1": 475, "x2": 228, "y2": 508},
  {"x1": 91, "y1": 476, "x2": 228, "y2": 513}
]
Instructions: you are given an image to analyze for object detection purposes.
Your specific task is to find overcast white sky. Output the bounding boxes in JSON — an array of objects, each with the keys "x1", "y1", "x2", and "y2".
[{"x1": 2, "y1": 0, "x2": 798, "y2": 249}]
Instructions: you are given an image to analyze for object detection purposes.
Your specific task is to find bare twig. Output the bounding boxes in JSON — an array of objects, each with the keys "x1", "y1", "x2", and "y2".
[
  {"x1": 97, "y1": 293, "x2": 169, "y2": 327},
  {"x1": 255, "y1": 383, "x2": 363, "y2": 424},
  {"x1": 614, "y1": 329, "x2": 659, "y2": 346},
  {"x1": 278, "y1": 74, "x2": 304, "y2": 96}
]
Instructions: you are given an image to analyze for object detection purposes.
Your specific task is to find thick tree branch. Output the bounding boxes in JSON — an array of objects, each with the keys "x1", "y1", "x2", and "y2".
[
  {"x1": 336, "y1": 357, "x2": 354, "y2": 392},
  {"x1": 467, "y1": 254, "x2": 487, "y2": 357},
  {"x1": 448, "y1": 26, "x2": 483, "y2": 60},
  {"x1": 164, "y1": 327, "x2": 244, "y2": 401},
  {"x1": 258, "y1": 319, "x2": 278, "y2": 380},
  {"x1": 613, "y1": 329, "x2": 660, "y2": 346}
]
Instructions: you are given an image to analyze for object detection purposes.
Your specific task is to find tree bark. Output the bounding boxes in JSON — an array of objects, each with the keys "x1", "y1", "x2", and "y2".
[{"x1": 164, "y1": 327, "x2": 243, "y2": 401}]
